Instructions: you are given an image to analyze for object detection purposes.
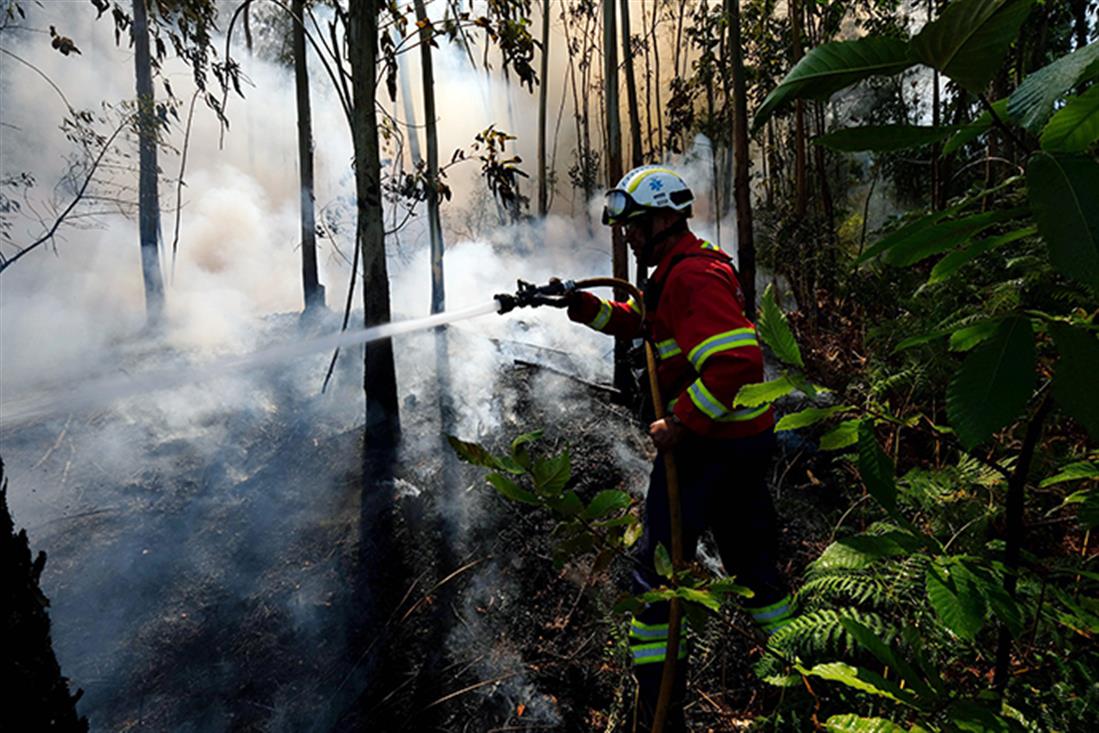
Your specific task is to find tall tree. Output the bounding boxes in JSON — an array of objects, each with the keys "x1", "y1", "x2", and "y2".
[
  {"x1": 789, "y1": 0, "x2": 808, "y2": 218},
  {"x1": 604, "y1": 0, "x2": 629, "y2": 396},
  {"x1": 620, "y1": 0, "x2": 643, "y2": 167},
  {"x1": 538, "y1": 0, "x2": 551, "y2": 216},
  {"x1": 293, "y1": 0, "x2": 324, "y2": 312},
  {"x1": 726, "y1": 0, "x2": 756, "y2": 316},
  {"x1": 413, "y1": 0, "x2": 445, "y2": 314},
  {"x1": 132, "y1": 0, "x2": 166, "y2": 325},
  {"x1": 350, "y1": 0, "x2": 400, "y2": 448}
]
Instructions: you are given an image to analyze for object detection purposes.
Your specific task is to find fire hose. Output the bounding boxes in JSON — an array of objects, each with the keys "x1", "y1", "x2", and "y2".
[{"x1": 496, "y1": 277, "x2": 683, "y2": 733}]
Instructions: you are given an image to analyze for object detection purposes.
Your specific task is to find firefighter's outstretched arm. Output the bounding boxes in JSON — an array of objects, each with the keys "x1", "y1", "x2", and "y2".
[{"x1": 565, "y1": 290, "x2": 643, "y2": 338}]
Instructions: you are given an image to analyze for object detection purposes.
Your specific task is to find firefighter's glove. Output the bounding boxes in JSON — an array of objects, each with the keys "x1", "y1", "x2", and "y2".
[{"x1": 649, "y1": 415, "x2": 686, "y2": 452}]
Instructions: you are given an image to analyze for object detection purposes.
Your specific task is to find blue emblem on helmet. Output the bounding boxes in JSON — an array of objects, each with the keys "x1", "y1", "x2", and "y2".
[{"x1": 649, "y1": 179, "x2": 664, "y2": 191}]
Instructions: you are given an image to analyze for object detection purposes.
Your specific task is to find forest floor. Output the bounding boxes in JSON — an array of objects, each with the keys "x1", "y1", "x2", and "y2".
[{"x1": 4, "y1": 318, "x2": 847, "y2": 732}]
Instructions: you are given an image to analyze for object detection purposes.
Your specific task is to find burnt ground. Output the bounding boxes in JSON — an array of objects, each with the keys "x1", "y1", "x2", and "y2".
[{"x1": 3, "y1": 324, "x2": 845, "y2": 732}]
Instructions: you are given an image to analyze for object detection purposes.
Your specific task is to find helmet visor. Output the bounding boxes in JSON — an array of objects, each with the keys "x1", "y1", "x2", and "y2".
[{"x1": 602, "y1": 189, "x2": 635, "y2": 226}]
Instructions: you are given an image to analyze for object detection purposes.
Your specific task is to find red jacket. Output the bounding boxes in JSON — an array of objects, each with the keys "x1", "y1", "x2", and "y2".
[{"x1": 568, "y1": 231, "x2": 774, "y2": 439}]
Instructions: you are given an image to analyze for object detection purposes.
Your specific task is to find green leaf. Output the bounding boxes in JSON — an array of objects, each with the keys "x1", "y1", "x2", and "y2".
[
  {"x1": 708, "y1": 577, "x2": 754, "y2": 599},
  {"x1": 926, "y1": 558, "x2": 986, "y2": 640},
  {"x1": 1052, "y1": 324, "x2": 1099, "y2": 442},
  {"x1": 946, "y1": 316, "x2": 1036, "y2": 449},
  {"x1": 910, "y1": 0, "x2": 1034, "y2": 93},
  {"x1": 486, "y1": 472, "x2": 538, "y2": 505},
  {"x1": 949, "y1": 318, "x2": 1004, "y2": 352},
  {"x1": 1040, "y1": 461, "x2": 1099, "y2": 488},
  {"x1": 757, "y1": 284, "x2": 804, "y2": 367},
  {"x1": 825, "y1": 715, "x2": 909, "y2": 733},
  {"x1": 510, "y1": 429, "x2": 543, "y2": 468},
  {"x1": 734, "y1": 376, "x2": 796, "y2": 408},
  {"x1": 947, "y1": 700, "x2": 1018, "y2": 733},
  {"x1": 1062, "y1": 488, "x2": 1099, "y2": 529},
  {"x1": 532, "y1": 451, "x2": 571, "y2": 495},
  {"x1": 928, "y1": 226, "x2": 1037, "y2": 284},
  {"x1": 1027, "y1": 152, "x2": 1099, "y2": 291},
  {"x1": 838, "y1": 530, "x2": 926, "y2": 559},
  {"x1": 775, "y1": 405, "x2": 852, "y2": 431},
  {"x1": 820, "y1": 419, "x2": 861, "y2": 451},
  {"x1": 1008, "y1": 41, "x2": 1099, "y2": 132},
  {"x1": 583, "y1": 489, "x2": 632, "y2": 520},
  {"x1": 547, "y1": 490, "x2": 584, "y2": 517},
  {"x1": 676, "y1": 586, "x2": 722, "y2": 612},
  {"x1": 804, "y1": 662, "x2": 913, "y2": 705},
  {"x1": 858, "y1": 421, "x2": 897, "y2": 513},
  {"x1": 447, "y1": 434, "x2": 507, "y2": 470},
  {"x1": 654, "y1": 543, "x2": 673, "y2": 579},
  {"x1": 623, "y1": 517, "x2": 643, "y2": 547},
  {"x1": 943, "y1": 98, "x2": 1010, "y2": 155},
  {"x1": 880, "y1": 209, "x2": 1026, "y2": 267},
  {"x1": 815, "y1": 125, "x2": 957, "y2": 152},
  {"x1": 1041, "y1": 84, "x2": 1099, "y2": 153},
  {"x1": 753, "y1": 37, "x2": 915, "y2": 131},
  {"x1": 840, "y1": 618, "x2": 937, "y2": 700}
]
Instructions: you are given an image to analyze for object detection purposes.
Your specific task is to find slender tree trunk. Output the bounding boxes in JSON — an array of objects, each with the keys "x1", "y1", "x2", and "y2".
[
  {"x1": 652, "y1": 0, "x2": 665, "y2": 157},
  {"x1": 413, "y1": 0, "x2": 445, "y2": 314},
  {"x1": 350, "y1": 0, "x2": 400, "y2": 447},
  {"x1": 621, "y1": 0, "x2": 643, "y2": 168},
  {"x1": 790, "y1": 0, "x2": 807, "y2": 218},
  {"x1": 397, "y1": 30, "x2": 422, "y2": 166},
  {"x1": 728, "y1": 0, "x2": 756, "y2": 318},
  {"x1": 640, "y1": 0, "x2": 655, "y2": 160},
  {"x1": 538, "y1": 0, "x2": 551, "y2": 216},
  {"x1": 604, "y1": 0, "x2": 629, "y2": 396},
  {"x1": 132, "y1": 0, "x2": 165, "y2": 326},
  {"x1": 1071, "y1": 0, "x2": 1089, "y2": 50},
  {"x1": 294, "y1": 0, "x2": 324, "y2": 312}
]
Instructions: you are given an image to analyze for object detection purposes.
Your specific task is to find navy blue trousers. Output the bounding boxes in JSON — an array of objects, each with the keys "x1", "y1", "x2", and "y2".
[{"x1": 631, "y1": 428, "x2": 786, "y2": 731}]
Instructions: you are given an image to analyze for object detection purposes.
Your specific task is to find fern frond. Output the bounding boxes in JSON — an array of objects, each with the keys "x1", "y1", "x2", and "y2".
[{"x1": 800, "y1": 572, "x2": 890, "y2": 608}]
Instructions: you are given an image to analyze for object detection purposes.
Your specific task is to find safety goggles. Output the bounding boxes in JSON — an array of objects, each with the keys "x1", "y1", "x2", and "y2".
[{"x1": 601, "y1": 189, "x2": 648, "y2": 226}]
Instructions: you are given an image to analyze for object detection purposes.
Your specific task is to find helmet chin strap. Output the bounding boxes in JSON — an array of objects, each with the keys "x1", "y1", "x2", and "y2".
[{"x1": 639, "y1": 217, "x2": 688, "y2": 270}]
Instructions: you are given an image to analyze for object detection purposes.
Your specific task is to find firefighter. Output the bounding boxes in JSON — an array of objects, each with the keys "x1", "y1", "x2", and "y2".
[{"x1": 565, "y1": 165, "x2": 795, "y2": 731}]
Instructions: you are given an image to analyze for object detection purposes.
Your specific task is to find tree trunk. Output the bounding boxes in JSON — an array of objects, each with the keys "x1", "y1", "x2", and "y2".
[
  {"x1": 413, "y1": 0, "x2": 445, "y2": 314},
  {"x1": 604, "y1": 0, "x2": 630, "y2": 396},
  {"x1": 538, "y1": 0, "x2": 551, "y2": 216},
  {"x1": 727, "y1": 0, "x2": 756, "y2": 318},
  {"x1": 294, "y1": 0, "x2": 324, "y2": 312},
  {"x1": 652, "y1": 0, "x2": 665, "y2": 157},
  {"x1": 350, "y1": 0, "x2": 400, "y2": 448},
  {"x1": 620, "y1": 0, "x2": 643, "y2": 167},
  {"x1": 790, "y1": 0, "x2": 807, "y2": 218},
  {"x1": 397, "y1": 28, "x2": 422, "y2": 165},
  {"x1": 132, "y1": 0, "x2": 165, "y2": 326},
  {"x1": 1071, "y1": 0, "x2": 1089, "y2": 50}
]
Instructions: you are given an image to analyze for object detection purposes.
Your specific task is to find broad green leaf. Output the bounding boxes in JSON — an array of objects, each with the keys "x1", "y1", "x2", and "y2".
[
  {"x1": 1060, "y1": 488, "x2": 1099, "y2": 529},
  {"x1": 532, "y1": 451, "x2": 571, "y2": 495},
  {"x1": 448, "y1": 435, "x2": 525, "y2": 474},
  {"x1": 1028, "y1": 153, "x2": 1099, "y2": 291},
  {"x1": 758, "y1": 284, "x2": 804, "y2": 367},
  {"x1": 486, "y1": 472, "x2": 538, "y2": 505},
  {"x1": 947, "y1": 700, "x2": 1017, "y2": 733},
  {"x1": 838, "y1": 530, "x2": 926, "y2": 558},
  {"x1": 753, "y1": 37, "x2": 915, "y2": 130},
  {"x1": 1052, "y1": 324, "x2": 1099, "y2": 441},
  {"x1": 547, "y1": 490, "x2": 584, "y2": 517},
  {"x1": 860, "y1": 209, "x2": 947, "y2": 263},
  {"x1": 911, "y1": 0, "x2": 1034, "y2": 93},
  {"x1": 946, "y1": 316, "x2": 1036, "y2": 449},
  {"x1": 858, "y1": 421, "x2": 897, "y2": 513},
  {"x1": 881, "y1": 209, "x2": 1026, "y2": 267},
  {"x1": 815, "y1": 125, "x2": 957, "y2": 152},
  {"x1": 929, "y1": 226, "x2": 1037, "y2": 284},
  {"x1": 1040, "y1": 460, "x2": 1099, "y2": 488},
  {"x1": 825, "y1": 715, "x2": 909, "y2": 733},
  {"x1": 510, "y1": 429, "x2": 544, "y2": 468},
  {"x1": 949, "y1": 318, "x2": 1004, "y2": 352},
  {"x1": 654, "y1": 542, "x2": 673, "y2": 579},
  {"x1": 583, "y1": 489, "x2": 632, "y2": 520},
  {"x1": 676, "y1": 586, "x2": 722, "y2": 612},
  {"x1": 708, "y1": 577, "x2": 754, "y2": 599},
  {"x1": 804, "y1": 662, "x2": 913, "y2": 705},
  {"x1": 943, "y1": 98, "x2": 1010, "y2": 155},
  {"x1": 956, "y1": 560, "x2": 1025, "y2": 636},
  {"x1": 1041, "y1": 84, "x2": 1099, "y2": 152},
  {"x1": 840, "y1": 618, "x2": 937, "y2": 699},
  {"x1": 820, "y1": 419, "x2": 861, "y2": 450},
  {"x1": 1008, "y1": 41, "x2": 1099, "y2": 132},
  {"x1": 926, "y1": 558, "x2": 985, "y2": 640},
  {"x1": 623, "y1": 518, "x2": 643, "y2": 547},
  {"x1": 775, "y1": 405, "x2": 852, "y2": 431},
  {"x1": 734, "y1": 376, "x2": 796, "y2": 408}
]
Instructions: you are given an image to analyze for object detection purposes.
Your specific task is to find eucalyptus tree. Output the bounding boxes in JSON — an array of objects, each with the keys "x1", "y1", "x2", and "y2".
[{"x1": 292, "y1": 0, "x2": 324, "y2": 311}]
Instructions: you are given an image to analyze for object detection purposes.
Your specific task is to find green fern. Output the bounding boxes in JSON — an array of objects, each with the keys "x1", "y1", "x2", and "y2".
[{"x1": 799, "y1": 572, "x2": 890, "y2": 608}]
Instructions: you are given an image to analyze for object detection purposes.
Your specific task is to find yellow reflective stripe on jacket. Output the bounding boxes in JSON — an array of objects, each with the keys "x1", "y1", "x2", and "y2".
[
  {"x1": 655, "y1": 337, "x2": 682, "y2": 360},
  {"x1": 588, "y1": 299, "x2": 612, "y2": 331},
  {"x1": 626, "y1": 296, "x2": 641, "y2": 314},
  {"x1": 687, "y1": 379, "x2": 770, "y2": 422},
  {"x1": 686, "y1": 327, "x2": 758, "y2": 370},
  {"x1": 630, "y1": 640, "x2": 689, "y2": 666},
  {"x1": 629, "y1": 618, "x2": 669, "y2": 640},
  {"x1": 700, "y1": 240, "x2": 720, "y2": 251}
]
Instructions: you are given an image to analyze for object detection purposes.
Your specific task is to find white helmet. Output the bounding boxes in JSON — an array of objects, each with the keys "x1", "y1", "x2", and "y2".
[{"x1": 602, "y1": 165, "x2": 694, "y2": 226}]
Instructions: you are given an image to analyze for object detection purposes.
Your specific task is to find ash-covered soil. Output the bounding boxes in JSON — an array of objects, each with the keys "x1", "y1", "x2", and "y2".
[{"x1": 4, "y1": 317, "x2": 841, "y2": 732}]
